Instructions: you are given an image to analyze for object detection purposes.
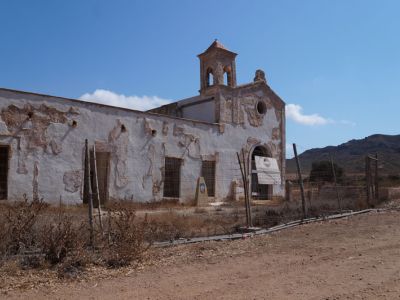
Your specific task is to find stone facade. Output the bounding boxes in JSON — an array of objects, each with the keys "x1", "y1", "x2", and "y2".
[{"x1": 0, "y1": 41, "x2": 286, "y2": 205}]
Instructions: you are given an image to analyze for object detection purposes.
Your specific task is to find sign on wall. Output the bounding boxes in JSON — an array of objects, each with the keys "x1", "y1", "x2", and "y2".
[{"x1": 254, "y1": 156, "x2": 281, "y2": 185}]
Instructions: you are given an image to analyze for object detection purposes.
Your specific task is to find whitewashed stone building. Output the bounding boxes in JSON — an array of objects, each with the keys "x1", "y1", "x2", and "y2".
[{"x1": 0, "y1": 41, "x2": 286, "y2": 205}]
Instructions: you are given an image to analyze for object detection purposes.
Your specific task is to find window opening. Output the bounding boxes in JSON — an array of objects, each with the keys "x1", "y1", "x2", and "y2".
[
  {"x1": 256, "y1": 101, "x2": 267, "y2": 115},
  {"x1": 201, "y1": 160, "x2": 216, "y2": 197},
  {"x1": 206, "y1": 68, "x2": 214, "y2": 87},
  {"x1": 164, "y1": 157, "x2": 181, "y2": 198},
  {"x1": 0, "y1": 146, "x2": 9, "y2": 200},
  {"x1": 224, "y1": 66, "x2": 232, "y2": 86}
]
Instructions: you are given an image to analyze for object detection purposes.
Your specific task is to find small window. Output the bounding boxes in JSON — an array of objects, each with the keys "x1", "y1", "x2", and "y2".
[
  {"x1": 163, "y1": 157, "x2": 181, "y2": 198},
  {"x1": 224, "y1": 66, "x2": 232, "y2": 86},
  {"x1": 256, "y1": 101, "x2": 267, "y2": 115},
  {"x1": 206, "y1": 68, "x2": 214, "y2": 87},
  {"x1": 201, "y1": 160, "x2": 216, "y2": 197}
]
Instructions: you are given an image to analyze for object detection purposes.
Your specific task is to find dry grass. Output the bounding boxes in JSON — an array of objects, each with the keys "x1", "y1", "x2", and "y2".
[
  {"x1": 40, "y1": 210, "x2": 87, "y2": 265},
  {"x1": 0, "y1": 195, "x2": 48, "y2": 256},
  {"x1": 0, "y1": 191, "x2": 376, "y2": 280},
  {"x1": 145, "y1": 209, "x2": 241, "y2": 241},
  {"x1": 101, "y1": 202, "x2": 152, "y2": 268},
  {"x1": 0, "y1": 198, "x2": 152, "y2": 278},
  {"x1": 105, "y1": 198, "x2": 195, "y2": 211}
]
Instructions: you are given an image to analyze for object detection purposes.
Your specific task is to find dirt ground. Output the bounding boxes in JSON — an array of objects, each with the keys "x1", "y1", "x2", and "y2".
[{"x1": 3, "y1": 209, "x2": 400, "y2": 300}]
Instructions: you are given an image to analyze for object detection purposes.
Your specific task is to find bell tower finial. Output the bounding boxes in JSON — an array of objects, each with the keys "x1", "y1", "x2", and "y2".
[{"x1": 197, "y1": 40, "x2": 237, "y2": 94}]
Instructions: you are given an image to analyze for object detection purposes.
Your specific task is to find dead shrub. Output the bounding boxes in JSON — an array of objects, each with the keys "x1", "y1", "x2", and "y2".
[
  {"x1": 102, "y1": 203, "x2": 151, "y2": 267},
  {"x1": 39, "y1": 210, "x2": 86, "y2": 265},
  {"x1": 252, "y1": 209, "x2": 283, "y2": 227},
  {"x1": 19, "y1": 255, "x2": 45, "y2": 270},
  {"x1": 0, "y1": 258, "x2": 20, "y2": 276},
  {"x1": 0, "y1": 195, "x2": 47, "y2": 256},
  {"x1": 57, "y1": 257, "x2": 86, "y2": 279}
]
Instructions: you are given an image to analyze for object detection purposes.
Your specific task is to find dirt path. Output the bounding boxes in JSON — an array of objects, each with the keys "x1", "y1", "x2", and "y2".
[{"x1": 5, "y1": 210, "x2": 400, "y2": 299}]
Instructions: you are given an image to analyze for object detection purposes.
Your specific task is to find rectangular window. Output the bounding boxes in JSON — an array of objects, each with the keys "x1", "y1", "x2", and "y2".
[
  {"x1": 0, "y1": 146, "x2": 9, "y2": 200},
  {"x1": 201, "y1": 160, "x2": 216, "y2": 197},
  {"x1": 163, "y1": 157, "x2": 181, "y2": 198}
]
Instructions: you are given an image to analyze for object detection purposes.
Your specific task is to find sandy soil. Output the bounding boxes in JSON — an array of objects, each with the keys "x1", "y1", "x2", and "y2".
[{"x1": 3, "y1": 209, "x2": 400, "y2": 300}]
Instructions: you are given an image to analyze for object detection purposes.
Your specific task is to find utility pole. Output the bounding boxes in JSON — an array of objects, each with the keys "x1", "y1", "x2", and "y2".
[{"x1": 293, "y1": 143, "x2": 306, "y2": 219}]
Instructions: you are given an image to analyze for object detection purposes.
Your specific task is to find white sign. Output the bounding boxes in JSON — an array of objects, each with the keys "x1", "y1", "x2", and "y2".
[{"x1": 254, "y1": 156, "x2": 281, "y2": 185}]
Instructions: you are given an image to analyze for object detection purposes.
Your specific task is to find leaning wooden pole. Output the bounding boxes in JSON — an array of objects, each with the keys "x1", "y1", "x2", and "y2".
[
  {"x1": 293, "y1": 143, "x2": 307, "y2": 219},
  {"x1": 237, "y1": 152, "x2": 249, "y2": 227},
  {"x1": 242, "y1": 149, "x2": 252, "y2": 227},
  {"x1": 92, "y1": 144, "x2": 103, "y2": 232},
  {"x1": 84, "y1": 139, "x2": 94, "y2": 248}
]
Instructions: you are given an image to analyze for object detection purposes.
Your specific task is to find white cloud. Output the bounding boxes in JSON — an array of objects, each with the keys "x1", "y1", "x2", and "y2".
[
  {"x1": 285, "y1": 104, "x2": 331, "y2": 126},
  {"x1": 338, "y1": 119, "x2": 356, "y2": 126},
  {"x1": 79, "y1": 89, "x2": 171, "y2": 111}
]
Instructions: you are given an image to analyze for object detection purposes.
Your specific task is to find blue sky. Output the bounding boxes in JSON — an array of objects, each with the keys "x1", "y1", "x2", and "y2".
[{"x1": 1, "y1": 0, "x2": 399, "y2": 156}]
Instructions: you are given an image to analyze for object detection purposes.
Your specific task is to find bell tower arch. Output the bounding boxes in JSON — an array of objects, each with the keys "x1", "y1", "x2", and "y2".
[{"x1": 198, "y1": 40, "x2": 237, "y2": 94}]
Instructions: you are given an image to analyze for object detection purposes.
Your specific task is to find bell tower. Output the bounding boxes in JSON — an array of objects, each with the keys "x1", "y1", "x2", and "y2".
[{"x1": 198, "y1": 40, "x2": 237, "y2": 94}]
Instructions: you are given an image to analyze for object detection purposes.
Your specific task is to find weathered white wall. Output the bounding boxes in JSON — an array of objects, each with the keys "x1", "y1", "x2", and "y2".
[
  {"x1": 0, "y1": 85, "x2": 284, "y2": 205},
  {"x1": 217, "y1": 83, "x2": 286, "y2": 197},
  {"x1": 182, "y1": 101, "x2": 215, "y2": 123}
]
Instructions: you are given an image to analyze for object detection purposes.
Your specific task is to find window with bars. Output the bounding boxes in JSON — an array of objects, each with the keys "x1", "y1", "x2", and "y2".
[
  {"x1": 0, "y1": 146, "x2": 9, "y2": 200},
  {"x1": 163, "y1": 157, "x2": 182, "y2": 198},
  {"x1": 201, "y1": 160, "x2": 216, "y2": 197}
]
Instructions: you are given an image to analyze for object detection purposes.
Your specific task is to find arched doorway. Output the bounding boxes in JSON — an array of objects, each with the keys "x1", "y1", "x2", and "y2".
[{"x1": 251, "y1": 145, "x2": 272, "y2": 200}]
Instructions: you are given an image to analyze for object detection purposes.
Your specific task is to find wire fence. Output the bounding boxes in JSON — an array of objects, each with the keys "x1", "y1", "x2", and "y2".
[
  {"x1": 5, "y1": 136, "x2": 400, "y2": 237},
  {"x1": 285, "y1": 149, "x2": 400, "y2": 221}
]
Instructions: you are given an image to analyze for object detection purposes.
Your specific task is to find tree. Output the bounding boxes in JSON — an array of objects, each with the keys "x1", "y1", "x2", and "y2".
[{"x1": 309, "y1": 161, "x2": 344, "y2": 183}]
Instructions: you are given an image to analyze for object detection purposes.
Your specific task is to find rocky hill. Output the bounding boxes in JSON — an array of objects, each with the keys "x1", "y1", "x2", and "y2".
[{"x1": 286, "y1": 134, "x2": 400, "y2": 175}]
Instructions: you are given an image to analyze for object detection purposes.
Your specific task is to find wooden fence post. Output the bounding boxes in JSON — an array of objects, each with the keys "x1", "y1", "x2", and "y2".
[
  {"x1": 330, "y1": 154, "x2": 342, "y2": 213},
  {"x1": 293, "y1": 143, "x2": 307, "y2": 219},
  {"x1": 375, "y1": 153, "x2": 379, "y2": 202},
  {"x1": 92, "y1": 144, "x2": 103, "y2": 232},
  {"x1": 242, "y1": 149, "x2": 252, "y2": 227},
  {"x1": 84, "y1": 139, "x2": 94, "y2": 248},
  {"x1": 237, "y1": 151, "x2": 251, "y2": 227}
]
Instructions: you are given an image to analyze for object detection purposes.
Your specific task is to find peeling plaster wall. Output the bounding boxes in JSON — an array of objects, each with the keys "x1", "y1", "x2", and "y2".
[
  {"x1": 217, "y1": 82, "x2": 286, "y2": 196},
  {"x1": 0, "y1": 86, "x2": 284, "y2": 204}
]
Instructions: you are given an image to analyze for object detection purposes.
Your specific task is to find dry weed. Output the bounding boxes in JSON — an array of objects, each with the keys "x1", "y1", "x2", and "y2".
[
  {"x1": 102, "y1": 203, "x2": 151, "y2": 268},
  {"x1": 39, "y1": 210, "x2": 86, "y2": 265},
  {"x1": 0, "y1": 195, "x2": 47, "y2": 256}
]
